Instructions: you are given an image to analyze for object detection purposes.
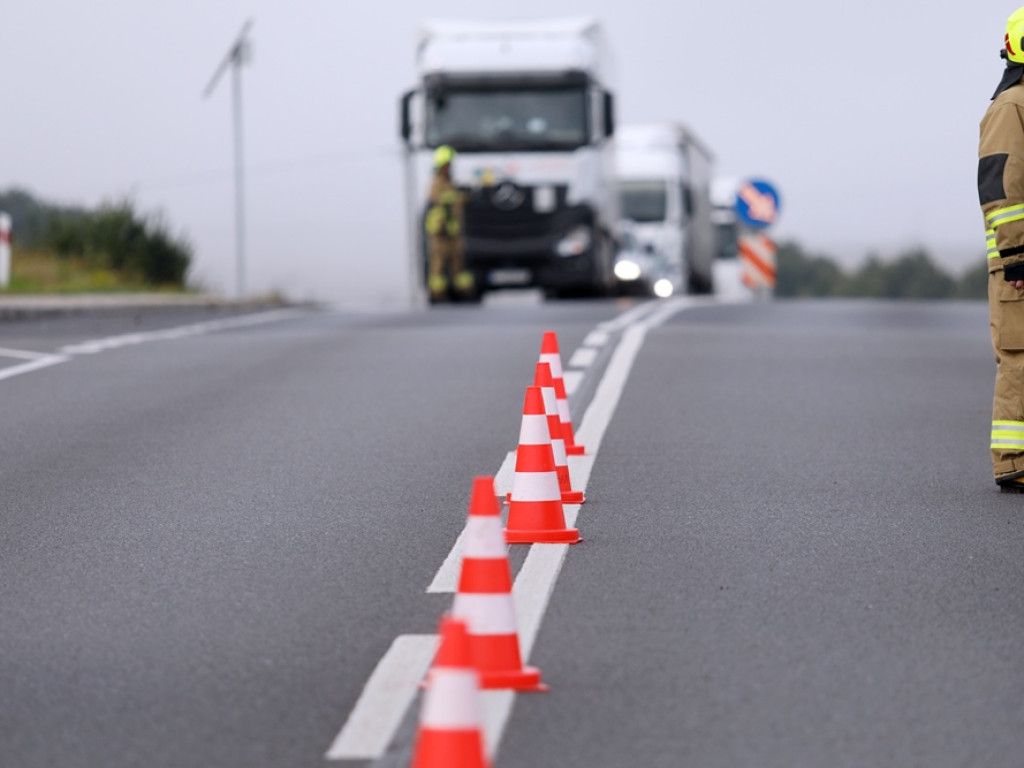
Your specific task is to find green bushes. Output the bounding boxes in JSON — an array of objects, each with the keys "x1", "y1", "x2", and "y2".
[
  {"x1": 0, "y1": 189, "x2": 191, "y2": 288},
  {"x1": 775, "y1": 241, "x2": 987, "y2": 300}
]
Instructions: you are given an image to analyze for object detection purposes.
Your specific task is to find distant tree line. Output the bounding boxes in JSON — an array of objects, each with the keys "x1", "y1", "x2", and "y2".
[
  {"x1": 775, "y1": 241, "x2": 988, "y2": 300},
  {"x1": 0, "y1": 188, "x2": 191, "y2": 287}
]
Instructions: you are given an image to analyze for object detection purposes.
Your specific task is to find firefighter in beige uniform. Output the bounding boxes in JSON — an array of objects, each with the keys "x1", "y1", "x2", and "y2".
[
  {"x1": 425, "y1": 145, "x2": 474, "y2": 301},
  {"x1": 980, "y1": 7, "x2": 1024, "y2": 491}
]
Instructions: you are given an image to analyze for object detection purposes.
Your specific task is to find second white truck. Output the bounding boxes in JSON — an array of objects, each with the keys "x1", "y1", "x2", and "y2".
[{"x1": 615, "y1": 122, "x2": 716, "y2": 294}]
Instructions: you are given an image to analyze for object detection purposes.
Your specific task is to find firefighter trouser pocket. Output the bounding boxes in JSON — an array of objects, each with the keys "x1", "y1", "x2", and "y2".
[{"x1": 992, "y1": 274, "x2": 1024, "y2": 350}]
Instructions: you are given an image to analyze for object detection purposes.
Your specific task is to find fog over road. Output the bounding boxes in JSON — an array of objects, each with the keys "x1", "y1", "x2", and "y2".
[{"x1": 1, "y1": 297, "x2": 1021, "y2": 768}]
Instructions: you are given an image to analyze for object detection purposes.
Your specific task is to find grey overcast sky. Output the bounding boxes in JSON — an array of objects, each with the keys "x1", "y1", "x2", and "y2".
[{"x1": 0, "y1": 1, "x2": 1017, "y2": 305}]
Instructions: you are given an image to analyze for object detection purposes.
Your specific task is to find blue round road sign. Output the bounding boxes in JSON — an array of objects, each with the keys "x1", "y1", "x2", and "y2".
[{"x1": 735, "y1": 179, "x2": 781, "y2": 229}]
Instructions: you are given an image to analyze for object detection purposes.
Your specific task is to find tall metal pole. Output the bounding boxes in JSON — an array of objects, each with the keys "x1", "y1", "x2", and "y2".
[
  {"x1": 232, "y1": 60, "x2": 246, "y2": 299},
  {"x1": 204, "y1": 20, "x2": 252, "y2": 299}
]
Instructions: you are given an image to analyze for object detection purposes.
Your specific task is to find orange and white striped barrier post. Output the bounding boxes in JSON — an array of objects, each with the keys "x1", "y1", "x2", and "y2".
[
  {"x1": 453, "y1": 477, "x2": 547, "y2": 691},
  {"x1": 0, "y1": 213, "x2": 11, "y2": 289},
  {"x1": 505, "y1": 385, "x2": 581, "y2": 544},
  {"x1": 738, "y1": 232, "x2": 776, "y2": 294}
]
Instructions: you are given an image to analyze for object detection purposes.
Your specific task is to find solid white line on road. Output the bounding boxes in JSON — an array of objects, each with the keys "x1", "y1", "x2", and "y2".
[
  {"x1": 59, "y1": 309, "x2": 306, "y2": 355},
  {"x1": 0, "y1": 353, "x2": 70, "y2": 381},
  {"x1": 0, "y1": 346, "x2": 52, "y2": 360},
  {"x1": 325, "y1": 297, "x2": 693, "y2": 762},
  {"x1": 323, "y1": 635, "x2": 440, "y2": 760},
  {"x1": 581, "y1": 330, "x2": 610, "y2": 348},
  {"x1": 573, "y1": 323, "x2": 646, "y2": 456},
  {"x1": 426, "y1": 526, "x2": 469, "y2": 596},
  {"x1": 596, "y1": 299, "x2": 662, "y2": 333},
  {"x1": 0, "y1": 310, "x2": 308, "y2": 384}
]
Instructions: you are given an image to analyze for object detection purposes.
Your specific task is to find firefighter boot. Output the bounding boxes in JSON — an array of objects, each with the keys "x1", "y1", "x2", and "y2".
[{"x1": 996, "y1": 469, "x2": 1024, "y2": 493}]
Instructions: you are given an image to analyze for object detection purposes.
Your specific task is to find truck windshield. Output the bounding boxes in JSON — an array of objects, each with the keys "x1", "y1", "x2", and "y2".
[
  {"x1": 426, "y1": 86, "x2": 588, "y2": 151},
  {"x1": 621, "y1": 180, "x2": 667, "y2": 223}
]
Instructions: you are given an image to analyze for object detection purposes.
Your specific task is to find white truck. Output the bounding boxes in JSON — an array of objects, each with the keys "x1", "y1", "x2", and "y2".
[
  {"x1": 399, "y1": 18, "x2": 619, "y2": 301},
  {"x1": 615, "y1": 122, "x2": 716, "y2": 294}
]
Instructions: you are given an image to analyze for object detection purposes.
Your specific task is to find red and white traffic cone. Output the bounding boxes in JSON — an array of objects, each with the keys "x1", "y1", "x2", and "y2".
[
  {"x1": 505, "y1": 386, "x2": 581, "y2": 544},
  {"x1": 533, "y1": 362, "x2": 584, "y2": 504},
  {"x1": 453, "y1": 476, "x2": 547, "y2": 691},
  {"x1": 411, "y1": 615, "x2": 490, "y2": 768},
  {"x1": 540, "y1": 331, "x2": 585, "y2": 456}
]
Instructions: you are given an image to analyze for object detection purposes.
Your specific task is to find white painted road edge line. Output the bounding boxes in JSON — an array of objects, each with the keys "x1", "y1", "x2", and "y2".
[
  {"x1": 0, "y1": 309, "x2": 307, "y2": 383},
  {"x1": 0, "y1": 353, "x2": 70, "y2": 381},
  {"x1": 0, "y1": 346, "x2": 53, "y2": 361},
  {"x1": 325, "y1": 297, "x2": 692, "y2": 762},
  {"x1": 59, "y1": 308, "x2": 305, "y2": 355},
  {"x1": 324, "y1": 635, "x2": 440, "y2": 760}
]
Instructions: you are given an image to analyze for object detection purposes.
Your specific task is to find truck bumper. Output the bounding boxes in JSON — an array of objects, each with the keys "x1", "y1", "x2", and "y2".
[{"x1": 467, "y1": 245, "x2": 599, "y2": 290}]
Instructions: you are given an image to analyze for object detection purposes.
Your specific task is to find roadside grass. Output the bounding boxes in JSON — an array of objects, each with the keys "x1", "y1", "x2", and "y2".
[{"x1": 2, "y1": 248, "x2": 189, "y2": 294}]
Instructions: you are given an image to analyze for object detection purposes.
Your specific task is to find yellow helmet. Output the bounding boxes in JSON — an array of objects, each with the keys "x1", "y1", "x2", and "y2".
[
  {"x1": 1006, "y1": 7, "x2": 1024, "y2": 63},
  {"x1": 434, "y1": 145, "x2": 456, "y2": 168}
]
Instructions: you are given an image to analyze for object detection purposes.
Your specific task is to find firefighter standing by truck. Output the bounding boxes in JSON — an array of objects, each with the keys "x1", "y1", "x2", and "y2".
[
  {"x1": 425, "y1": 145, "x2": 474, "y2": 302},
  {"x1": 979, "y1": 6, "x2": 1024, "y2": 491}
]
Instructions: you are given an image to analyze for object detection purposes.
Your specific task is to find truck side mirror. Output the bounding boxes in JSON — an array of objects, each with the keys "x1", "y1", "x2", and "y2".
[
  {"x1": 603, "y1": 91, "x2": 615, "y2": 138},
  {"x1": 400, "y1": 90, "x2": 414, "y2": 141}
]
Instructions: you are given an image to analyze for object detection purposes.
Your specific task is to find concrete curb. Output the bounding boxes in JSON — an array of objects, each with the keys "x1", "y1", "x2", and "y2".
[{"x1": 0, "y1": 293, "x2": 297, "y2": 320}]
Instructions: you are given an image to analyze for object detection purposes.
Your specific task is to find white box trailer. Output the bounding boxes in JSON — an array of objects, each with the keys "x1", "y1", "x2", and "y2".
[
  {"x1": 615, "y1": 122, "x2": 716, "y2": 294},
  {"x1": 399, "y1": 18, "x2": 620, "y2": 301}
]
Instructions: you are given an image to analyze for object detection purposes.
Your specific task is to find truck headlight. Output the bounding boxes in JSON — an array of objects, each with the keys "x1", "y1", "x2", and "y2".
[
  {"x1": 614, "y1": 259, "x2": 642, "y2": 281},
  {"x1": 555, "y1": 225, "x2": 592, "y2": 257},
  {"x1": 653, "y1": 278, "x2": 674, "y2": 298}
]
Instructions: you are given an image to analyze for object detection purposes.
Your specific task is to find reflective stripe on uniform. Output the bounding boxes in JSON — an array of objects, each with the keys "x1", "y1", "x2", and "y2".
[
  {"x1": 991, "y1": 420, "x2": 1024, "y2": 450},
  {"x1": 425, "y1": 206, "x2": 445, "y2": 235},
  {"x1": 987, "y1": 228, "x2": 999, "y2": 260},
  {"x1": 986, "y1": 204, "x2": 1024, "y2": 229},
  {"x1": 428, "y1": 275, "x2": 448, "y2": 294}
]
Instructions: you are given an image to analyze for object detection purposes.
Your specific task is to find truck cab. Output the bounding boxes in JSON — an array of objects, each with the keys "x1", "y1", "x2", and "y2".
[{"x1": 400, "y1": 18, "x2": 619, "y2": 301}]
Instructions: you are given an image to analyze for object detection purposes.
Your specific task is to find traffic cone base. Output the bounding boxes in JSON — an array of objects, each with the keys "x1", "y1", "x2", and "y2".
[
  {"x1": 482, "y1": 665, "x2": 548, "y2": 691},
  {"x1": 505, "y1": 525, "x2": 581, "y2": 544},
  {"x1": 556, "y1": 465, "x2": 584, "y2": 504},
  {"x1": 412, "y1": 730, "x2": 489, "y2": 768},
  {"x1": 470, "y1": 632, "x2": 548, "y2": 690}
]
